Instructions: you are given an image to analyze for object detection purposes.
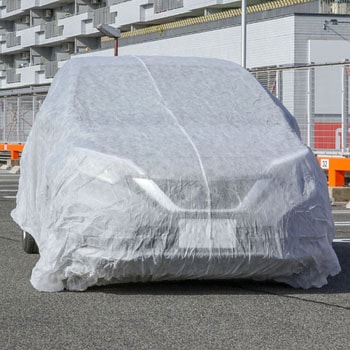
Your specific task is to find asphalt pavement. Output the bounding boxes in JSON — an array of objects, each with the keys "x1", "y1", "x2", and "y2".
[{"x1": 0, "y1": 171, "x2": 349, "y2": 350}]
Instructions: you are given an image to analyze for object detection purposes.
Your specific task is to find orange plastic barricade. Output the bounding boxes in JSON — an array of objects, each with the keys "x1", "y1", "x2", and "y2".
[
  {"x1": 0, "y1": 144, "x2": 25, "y2": 160},
  {"x1": 317, "y1": 156, "x2": 350, "y2": 187}
]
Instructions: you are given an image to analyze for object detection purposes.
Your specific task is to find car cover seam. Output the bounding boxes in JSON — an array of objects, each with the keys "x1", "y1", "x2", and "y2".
[{"x1": 132, "y1": 56, "x2": 212, "y2": 216}]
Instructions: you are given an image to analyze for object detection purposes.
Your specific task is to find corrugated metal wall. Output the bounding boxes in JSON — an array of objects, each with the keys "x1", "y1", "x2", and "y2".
[{"x1": 119, "y1": 16, "x2": 296, "y2": 68}]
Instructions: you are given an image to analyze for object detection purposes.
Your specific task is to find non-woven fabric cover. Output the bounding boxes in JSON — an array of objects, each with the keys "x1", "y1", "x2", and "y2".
[{"x1": 12, "y1": 56, "x2": 340, "y2": 292}]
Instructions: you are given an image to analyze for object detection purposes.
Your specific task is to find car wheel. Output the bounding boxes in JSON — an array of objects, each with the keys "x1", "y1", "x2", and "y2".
[{"x1": 22, "y1": 231, "x2": 39, "y2": 254}]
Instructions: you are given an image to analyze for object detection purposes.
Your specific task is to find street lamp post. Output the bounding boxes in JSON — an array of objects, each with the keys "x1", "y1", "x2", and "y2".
[{"x1": 97, "y1": 24, "x2": 121, "y2": 56}]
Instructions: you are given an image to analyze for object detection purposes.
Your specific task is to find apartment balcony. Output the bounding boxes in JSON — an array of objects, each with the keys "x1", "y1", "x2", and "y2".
[
  {"x1": 44, "y1": 60, "x2": 57, "y2": 78},
  {"x1": 6, "y1": 0, "x2": 21, "y2": 12},
  {"x1": 8, "y1": 0, "x2": 40, "y2": 12},
  {"x1": 40, "y1": 0, "x2": 65, "y2": 7},
  {"x1": 41, "y1": 60, "x2": 68, "y2": 83},
  {"x1": 153, "y1": 0, "x2": 184, "y2": 13},
  {"x1": 4, "y1": 0, "x2": 61, "y2": 12},
  {"x1": 90, "y1": 7, "x2": 115, "y2": 27},
  {"x1": 45, "y1": 20, "x2": 64, "y2": 38},
  {"x1": 111, "y1": 0, "x2": 204, "y2": 26},
  {"x1": 0, "y1": 62, "x2": 56, "y2": 88},
  {"x1": 1, "y1": 8, "x2": 114, "y2": 51},
  {"x1": 0, "y1": 0, "x2": 23, "y2": 19},
  {"x1": 16, "y1": 25, "x2": 39, "y2": 48}
]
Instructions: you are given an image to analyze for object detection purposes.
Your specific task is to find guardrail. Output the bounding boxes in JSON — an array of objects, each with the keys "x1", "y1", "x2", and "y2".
[
  {"x1": 317, "y1": 155, "x2": 350, "y2": 187},
  {"x1": 0, "y1": 143, "x2": 24, "y2": 160}
]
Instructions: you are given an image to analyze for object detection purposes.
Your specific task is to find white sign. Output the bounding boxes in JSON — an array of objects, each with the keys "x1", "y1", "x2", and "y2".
[{"x1": 320, "y1": 159, "x2": 329, "y2": 169}]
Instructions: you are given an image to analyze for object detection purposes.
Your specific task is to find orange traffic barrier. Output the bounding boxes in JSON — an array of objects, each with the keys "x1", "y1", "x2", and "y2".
[
  {"x1": 0, "y1": 143, "x2": 24, "y2": 160},
  {"x1": 317, "y1": 156, "x2": 350, "y2": 187}
]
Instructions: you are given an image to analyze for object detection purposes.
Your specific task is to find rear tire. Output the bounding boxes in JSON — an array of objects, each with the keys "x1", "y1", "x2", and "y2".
[{"x1": 22, "y1": 231, "x2": 39, "y2": 254}]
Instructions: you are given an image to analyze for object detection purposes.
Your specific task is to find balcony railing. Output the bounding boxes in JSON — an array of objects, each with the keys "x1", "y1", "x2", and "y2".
[
  {"x1": 6, "y1": 32, "x2": 20, "y2": 48},
  {"x1": 6, "y1": 68, "x2": 20, "y2": 83},
  {"x1": 45, "y1": 60, "x2": 58, "y2": 79},
  {"x1": 45, "y1": 21, "x2": 64, "y2": 39},
  {"x1": 92, "y1": 7, "x2": 115, "y2": 27},
  {"x1": 154, "y1": 0, "x2": 183, "y2": 13},
  {"x1": 108, "y1": 0, "x2": 131, "y2": 5},
  {"x1": 6, "y1": 0, "x2": 21, "y2": 12}
]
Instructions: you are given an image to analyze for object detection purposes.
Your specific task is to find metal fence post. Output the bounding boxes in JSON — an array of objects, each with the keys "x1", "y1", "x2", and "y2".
[
  {"x1": 33, "y1": 95, "x2": 36, "y2": 126},
  {"x1": 1, "y1": 97, "x2": 4, "y2": 143},
  {"x1": 342, "y1": 62, "x2": 349, "y2": 154},
  {"x1": 307, "y1": 66, "x2": 315, "y2": 149},
  {"x1": 276, "y1": 68, "x2": 283, "y2": 102},
  {"x1": 16, "y1": 96, "x2": 20, "y2": 143}
]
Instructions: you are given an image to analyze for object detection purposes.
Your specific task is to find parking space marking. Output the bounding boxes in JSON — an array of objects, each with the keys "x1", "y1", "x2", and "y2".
[
  {"x1": 0, "y1": 172, "x2": 19, "y2": 199},
  {"x1": 333, "y1": 210, "x2": 350, "y2": 214},
  {"x1": 334, "y1": 222, "x2": 350, "y2": 226},
  {"x1": 333, "y1": 238, "x2": 350, "y2": 243}
]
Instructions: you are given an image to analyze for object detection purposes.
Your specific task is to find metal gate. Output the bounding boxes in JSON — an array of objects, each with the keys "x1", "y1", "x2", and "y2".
[{"x1": 0, "y1": 94, "x2": 46, "y2": 144}]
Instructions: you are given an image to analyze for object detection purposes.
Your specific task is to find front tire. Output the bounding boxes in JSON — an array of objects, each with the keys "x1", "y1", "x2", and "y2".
[{"x1": 22, "y1": 231, "x2": 39, "y2": 254}]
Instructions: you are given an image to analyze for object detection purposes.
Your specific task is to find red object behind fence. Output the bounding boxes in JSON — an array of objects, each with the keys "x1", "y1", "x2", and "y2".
[
  {"x1": 0, "y1": 144, "x2": 24, "y2": 160},
  {"x1": 314, "y1": 122, "x2": 350, "y2": 150}
]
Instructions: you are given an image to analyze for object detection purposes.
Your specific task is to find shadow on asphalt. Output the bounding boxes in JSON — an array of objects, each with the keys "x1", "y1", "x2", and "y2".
[{"x1": 88, "y1": 242, "x2": 350, "y2": 296}]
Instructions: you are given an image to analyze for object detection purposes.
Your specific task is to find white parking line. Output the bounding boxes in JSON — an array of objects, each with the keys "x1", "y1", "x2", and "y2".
[
  {"x1": 332, "y1": 210, "x2": 350, "y2": 214},
  {"x1": 2, "y1": 196, "x2": 16, "y2": 199},
  {"x1": 333, "y1": 238, "x2": 350, "y2": 243},
  {"x1": 334, "y1": 222, "x2": 350, "y2": 226},
  {"x1": 0, "y1": 189, "x2": 17, "y2": 192}
]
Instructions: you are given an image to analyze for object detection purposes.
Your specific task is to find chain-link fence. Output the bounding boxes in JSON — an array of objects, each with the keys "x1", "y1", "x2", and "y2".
[
  {"x1": 251, "y1": 61, "x2": 350, "y2": 155},
  {"x1": 0, "y1": 94, "x2": 46, "y2": 143}
]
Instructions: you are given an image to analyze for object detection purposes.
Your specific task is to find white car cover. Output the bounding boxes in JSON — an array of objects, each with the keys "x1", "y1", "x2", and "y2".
[{"x1": 12, "y1": 56, "x2": 340, "y2": 292}]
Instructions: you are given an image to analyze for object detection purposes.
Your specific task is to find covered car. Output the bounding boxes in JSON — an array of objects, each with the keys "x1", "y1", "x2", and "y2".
[{"x1": 12, "y1": 56, "x2": 340, "y2": 292}]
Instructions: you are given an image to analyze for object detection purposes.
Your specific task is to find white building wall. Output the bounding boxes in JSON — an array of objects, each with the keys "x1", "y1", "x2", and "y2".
[
  {"x1": 18, "y1": 26, "x2": 39, "y2": 50},
  {"x1": 111, "y1": 0, "x2": 147, "y2": 27},
  {"x1": 292, "y1": 16, "x2": 350, "y2": 120},
  {"x1": 120, "y1": 28, "x2": 242, "y2": 63},
  {"x1": 294, "y1": 15, "x2": 350, "y2": 63},
  {"x1": 59, "y1": 13, "x2": 90, "y2": 38},
  {"x1": 247, "y1": 16, "x2": 295, "y2": 67},
  {"x1": 309, "y1": 40, "x2": 350, "y2": 116},
  {"x1": 87, "y1": 16, "x2": 296, "y2": 69}
]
